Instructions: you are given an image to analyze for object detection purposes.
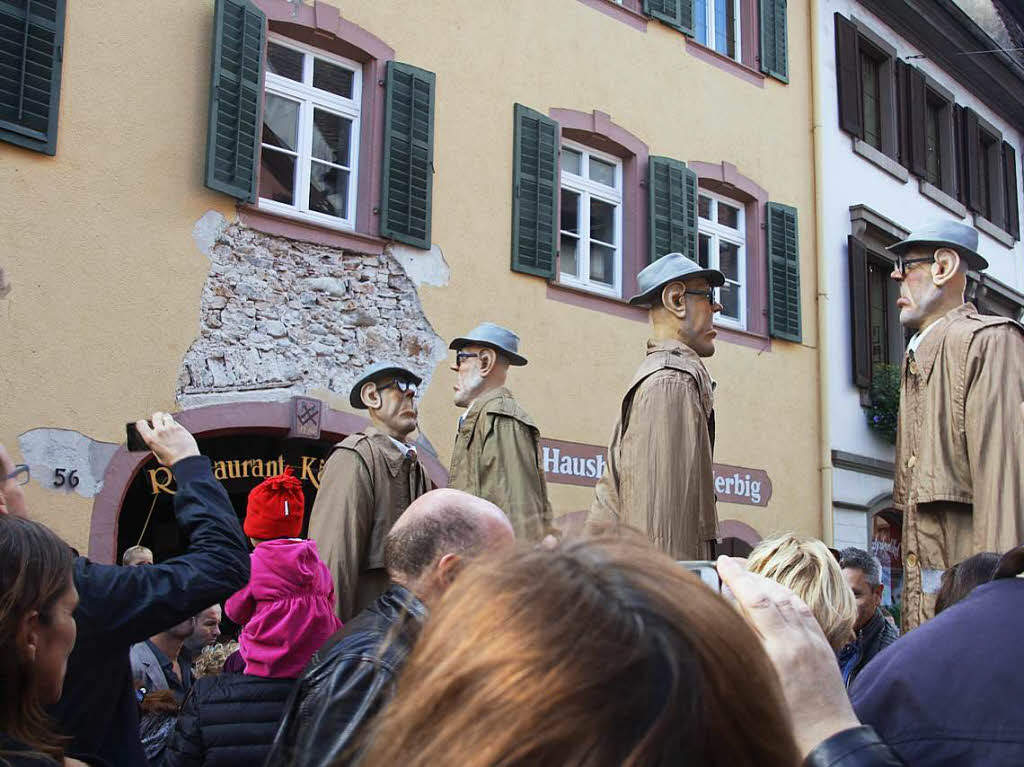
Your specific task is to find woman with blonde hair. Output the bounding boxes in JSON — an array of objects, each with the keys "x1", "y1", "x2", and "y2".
[
  {"x1": 358, "y1": 535, "x2": 802, "y2": 767},
  {"x1": 746, "y1": 533, "x2": 857, "y2": 651}
]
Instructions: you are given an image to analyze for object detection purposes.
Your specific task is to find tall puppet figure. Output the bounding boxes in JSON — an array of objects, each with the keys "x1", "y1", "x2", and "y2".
[
  {"x1": 591, "y1": 253, "x2": 724, "y2": 559},
  {"x1": 887, "y1": 221, "x2": 1024, "y2": 631},
  {"x1": 447, "y1": 323, "x2": 552, "y2": 542},
  {"x1": 308, "y1": 362, "x2": 431, "y2": 621}
]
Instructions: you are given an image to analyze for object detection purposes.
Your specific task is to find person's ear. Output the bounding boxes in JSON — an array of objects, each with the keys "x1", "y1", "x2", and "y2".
[
  {"x1": 661, "y1": 282, "x2": 688, "y2": 320},
  {"x1": 436, "y1": 552, "x2": 462, "y2": 588},
  {"x1": 932, "y1": 247, "x2": 962, "y2": 286},
  {"x1": 17, "y1": 610, "x2": 40, "y2": 663},
  {"x1": 360, "y1": 381, "x2": 383, "y2": 410},
  {"x1": 478, "y1": 348, "x2": 497, "y2": 377}
]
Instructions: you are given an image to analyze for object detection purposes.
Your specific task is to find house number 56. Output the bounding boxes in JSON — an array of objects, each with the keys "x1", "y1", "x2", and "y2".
[{"x1": 54, "y1": 469, "x2": 79, "y2": 488}]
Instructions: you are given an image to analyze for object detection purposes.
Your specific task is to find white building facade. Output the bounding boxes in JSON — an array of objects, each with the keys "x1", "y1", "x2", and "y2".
[{"x1": 816, "y1": 0, "x2": 1024, "y2": 608}]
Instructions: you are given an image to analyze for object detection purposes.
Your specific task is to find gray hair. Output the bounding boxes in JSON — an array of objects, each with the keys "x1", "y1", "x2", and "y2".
[
  {"x1": 121, "y1": 545, "x2": 153, "y2": 566},
  {"x1": 383, "y1": 505, "x2": 490, "y2": 581},
  {"x1": 839, "y1": 547, "x2": 882, "y2": 587}
]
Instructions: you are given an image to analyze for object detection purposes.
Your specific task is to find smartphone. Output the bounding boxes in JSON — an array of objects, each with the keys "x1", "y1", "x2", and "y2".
[
  {"x1": 678, "y1": 560, "x2": 722, "y2": 592},
  {"x1": 126, "y1": 422, "x2": 151, "y2": 452}
]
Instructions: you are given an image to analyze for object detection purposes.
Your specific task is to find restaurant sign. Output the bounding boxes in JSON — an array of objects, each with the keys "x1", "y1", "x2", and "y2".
[{"x1": 539, "y1": 438, "x2": 772, "y2": 507}]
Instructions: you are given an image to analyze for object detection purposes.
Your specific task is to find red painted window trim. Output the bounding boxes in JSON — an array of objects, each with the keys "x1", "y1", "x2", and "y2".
[
  {"x1": 574, "y1": 0, "x2": 649, "y2": 32},
  {"x1": 249, "y1": 0, "x2": 395, "y2": 239}
]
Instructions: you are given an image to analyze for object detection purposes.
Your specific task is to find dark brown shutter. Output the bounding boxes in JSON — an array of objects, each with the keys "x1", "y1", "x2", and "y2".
[
  {"x1": 1004, "y1": 142, "x2": 1020, "y2": 240},
  {"x1": 848, "y1": 236, "x2": 871, "y2": 388},
  {"x1": 834, "y1": 14, "x2": 861, "y2": 137},
  {"x1": 895, "y1": 59, "x2": 911, "y2": 169},
  {"x1": 963, "y1": 107, "x2": 982, "y2": 213},
  {"x1": 907, "y1": 65, "x2": 927, "y2": 176},
  {"x1": 954, "y1": 104, "x2": 966, "y2": 203}
]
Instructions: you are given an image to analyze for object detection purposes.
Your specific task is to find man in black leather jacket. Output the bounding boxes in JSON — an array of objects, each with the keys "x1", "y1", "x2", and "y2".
[{"x1": 264, "y1": 489, "x2": 514, "y2": 767}]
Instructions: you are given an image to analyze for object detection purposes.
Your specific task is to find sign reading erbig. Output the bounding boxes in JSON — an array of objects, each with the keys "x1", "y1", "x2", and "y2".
[{"x1": 540, "y1": 438, "x2": 772, "y2": 508}]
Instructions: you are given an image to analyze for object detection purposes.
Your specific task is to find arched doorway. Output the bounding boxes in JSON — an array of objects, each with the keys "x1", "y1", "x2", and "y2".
[
  {"x1": 868, "y1": 502, "x2": 904, "y2": 614},
  {"x1": 89, "y1": 398, "x2": 449, "y2": 564},
  {"x1": 714, "y1": 519, "x2": 761, "y2": 558}
]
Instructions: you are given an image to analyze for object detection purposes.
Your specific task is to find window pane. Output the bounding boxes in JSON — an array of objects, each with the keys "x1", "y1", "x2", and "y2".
[
  {"x1": 563, "y1": 148, "x2": 582, "y2": 175},
  {"x1": 860, "y1": 51, "x2": 882, "y2": 150},
  {"x1": 590, "y1": 199, "x2": 616, "y2": 244},
  {"x1": 699, "y1": 195, "x2": 712, "y2": 220},
  {"x1": 313, "y1": 58, "x2": 355, "y2": 99},
  {"x1": 714, "y1": 0, "x2": 729, "y2": 56},
  {"x1": 262, "y1": 93, "x2": 299, "y2": 151},
  {"x1": 590, "y1": 243, "x2": 615, "y2": 286},
  {"x1": 561, "y1": 189, "x2": 579, "y2": 234},
  {"x1": 589, "y1": 157, "x2": 616, "y2": 187},
  {"x1": 867, "y1": 261, "x2": 889, "y2": 366},
  {"x1": 719, "y1": 281, "x2": 741, "y2": 320},
  {"x1": 698, "y1": 233, "x2": 711, "y2": 268},
  {"x1": 717, "y1": 202, "x2": 740, "y2": 229},
  {"x1": 719, "y1": 240, "x2": 740, "y2": 280},
  {"x1": 267, "y1": 43, "x2": 304, "y2": 82},
  {"x1": 308, "y1": 161, "x2": 349, "y2": 219},
  {"x1": 311, "y1": 109, "x2": 352, "y2": 167},
  {"x1": 695, "y1": 0, "x2": 708, "y2": 45},
  {"x1": 259, "y1": 149, "x2": 296, "y2": 205},
  {"x1": 560, "y1": 235, "x2": 580, "y2": 278}
]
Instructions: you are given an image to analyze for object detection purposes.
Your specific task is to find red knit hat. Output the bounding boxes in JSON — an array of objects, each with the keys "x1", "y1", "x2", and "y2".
[{"x1": 244, "y1": 467, "x2": 304, "y2": 539}]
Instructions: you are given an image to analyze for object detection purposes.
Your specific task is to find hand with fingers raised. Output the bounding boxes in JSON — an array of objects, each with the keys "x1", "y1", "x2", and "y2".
[{"x1": 136, "y1": 412, "x2": 201, "y2": 468}]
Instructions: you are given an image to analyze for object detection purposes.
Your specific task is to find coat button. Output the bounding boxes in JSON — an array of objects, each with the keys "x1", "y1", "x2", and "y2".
[
  {"x1": 906, "y1": 552, "x2": 919, "y2": 567},
  {"x1": 909, "y1": 360, "x2": 919, "y2": 375},
  {"x1": 907, "y1": 454, "x2": 917, "y2": 469}
]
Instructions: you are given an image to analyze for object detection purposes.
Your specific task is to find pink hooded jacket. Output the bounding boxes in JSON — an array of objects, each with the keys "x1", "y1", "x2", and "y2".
[{"x1": 225, "y1": 538, "x2": 342, "y2": 678}]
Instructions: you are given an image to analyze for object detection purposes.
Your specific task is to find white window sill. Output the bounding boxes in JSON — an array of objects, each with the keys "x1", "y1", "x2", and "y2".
[
  {"x1": 974, "y1": 214, "x2": 1016, "y2": 248},
  {"x1": 852, "y1": 138, "x2": 909, "y2": 183},
  {"x1": 919, "y1": 180, "x2": 967, "y2": 218},
  {"x1": 258, "y1": 199, "x2": 357, "y2": 234}
]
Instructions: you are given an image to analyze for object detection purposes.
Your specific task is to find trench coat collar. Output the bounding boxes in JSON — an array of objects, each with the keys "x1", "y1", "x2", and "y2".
[
  {"x1": 646, "y1": 337, "x2": 702, "y2": 359},
  {"x1": 906, "y1": 303, "x2": 976, "y2": 383},
  {"x1": 364, "y1": 425, "x2": 417, "y2": 479}
]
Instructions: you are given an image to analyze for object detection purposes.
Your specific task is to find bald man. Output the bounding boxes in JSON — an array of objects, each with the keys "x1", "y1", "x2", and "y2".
[{"x1": 266, "y1": 490, "x2": 514, "y2": 767}]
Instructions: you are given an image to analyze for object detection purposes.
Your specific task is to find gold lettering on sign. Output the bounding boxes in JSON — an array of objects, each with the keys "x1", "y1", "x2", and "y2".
[
  {"x1": 148, "y1": 467, "x2": 176, "y2": 495},
  {"x1": 300, "y1": 456, "x2": 323, "y2": 489}
]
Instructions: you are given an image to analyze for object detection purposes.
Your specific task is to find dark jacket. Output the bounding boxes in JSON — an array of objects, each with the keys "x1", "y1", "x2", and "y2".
[
  {"x1": 264, "y1": 584, "x2": 426, "y2": 767},
  {"x1": 160, "y1": 673, "x2": 295, "y2": 767},
  {"x1": 839, "y1": 609, "x2": 900, "y2": 689},
  {"x1": 804, "y1": 726, "x2": 906, "y2": 767},
  {"x1": 852, "y1": 577, "x2": 1024, "y2": 766},
  {"x1": 49, "y1": 456, "x2": 251, "y2": 767}
]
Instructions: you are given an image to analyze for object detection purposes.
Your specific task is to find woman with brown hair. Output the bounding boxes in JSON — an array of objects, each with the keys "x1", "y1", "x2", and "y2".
[
  {"x1": 0, "y1": 515, "x2": 82, "y2": 766},
  {"x1": 357, "y1": 535, "x2": 802, "y2": 767}
]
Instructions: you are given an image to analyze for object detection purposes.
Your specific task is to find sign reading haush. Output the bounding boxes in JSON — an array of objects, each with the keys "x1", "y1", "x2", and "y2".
[{"x1": 539, "y1": 439, "x2": 772, "y2": 508}]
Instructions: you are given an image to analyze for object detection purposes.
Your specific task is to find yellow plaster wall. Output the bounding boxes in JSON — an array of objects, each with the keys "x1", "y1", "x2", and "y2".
[{"x1": 1, "y1": 0, "x2": 821, "y2": 552}]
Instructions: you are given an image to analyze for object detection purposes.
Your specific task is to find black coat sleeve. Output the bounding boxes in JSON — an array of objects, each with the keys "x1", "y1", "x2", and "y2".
[
  {"x1": 159, "y1": 686, "x2": 205, "y2": 767},
  {"x1": 73, "y1": 456, "x2": 250, "y2": 646},
  {"x1": 803, "y1": 726, "x2": 906, "y2": 767}
]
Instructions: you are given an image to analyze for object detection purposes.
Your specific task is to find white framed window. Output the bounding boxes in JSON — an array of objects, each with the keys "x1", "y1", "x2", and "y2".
[
  {"x1": 559, "y1": 140, "x2": 623, "y2": 298},
  {"x1": 698, "y1": 191, "x2": 746, "y2": 329},
  {"x1": 259, "y1": 35, "x2": 362, "y2": 231},
  {"x1": 694, "y1": 0, "x2": 741, "y2": 61}
]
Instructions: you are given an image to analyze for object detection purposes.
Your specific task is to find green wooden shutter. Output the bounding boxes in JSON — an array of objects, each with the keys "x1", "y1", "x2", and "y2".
[
  {"x1": 381, "y1": 62, "x2": 436, "y2": 249},
  {"x1": 847, "y1": 236, "x2": 871, "y2": 388},
  {"x1": 204, "y1": 0, "x2": 266, "y2": 202},
  {"x1": 511, "y1": 104, "x2": 559, "y2": 279},
  {"x1": 648, "y1": 156, "x2": 698, "y2": 264},
  {"x1": 1003, "y1": 141, "x2": 1020, "y2": 240},
  {"x1": 834, "y1": 13, "x2": 861, "y2": 138},
  {"x1": 766, "y1": 202, "x2": 801, "y2": 343},
  {"x1": 643, "y1": 0, "x2": 694, "y2": 37},
  {"x1": 759, "y1": 0, "x2": 789, "y2": 83},
  {"x1": 0, "y1": 0, "x2": 67, "y2": 155}
]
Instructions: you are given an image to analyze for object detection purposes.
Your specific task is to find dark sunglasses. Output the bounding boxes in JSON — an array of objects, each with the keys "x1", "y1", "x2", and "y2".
[
  {"x1": 684, "y1": 288, "x2": 718, "y2": 304},
  {"x1": 3, "y1": 464, "x2": 29, "y2": 486},
  {"x1": 377, "y1": 379, "x2": 418, "y2": 395},
  {"x1": 455, "y1": 351, "x2": 479, "y2": 368},
  {"x1": 894, "y1": 254, "x2": 934, "y2": 274}
]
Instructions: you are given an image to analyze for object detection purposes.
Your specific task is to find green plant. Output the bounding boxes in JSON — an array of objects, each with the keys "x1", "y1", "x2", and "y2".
[{"x1": 866, "y1": 363, "x2": 901, "y2": 444}]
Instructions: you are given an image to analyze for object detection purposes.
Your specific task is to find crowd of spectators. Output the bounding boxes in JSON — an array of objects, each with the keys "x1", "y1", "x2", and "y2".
[{"x1": 1, "y1": 414, "x2": 1021, "y2": 767}]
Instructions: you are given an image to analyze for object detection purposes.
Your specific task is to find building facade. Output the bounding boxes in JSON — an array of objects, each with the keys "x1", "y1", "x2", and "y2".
[
  {"x1": 818, "y1": 0, "x2": 1024, "y2": 607},
  {"x1": 2, "y1": 0, "x2": 820, "y2": 563}
]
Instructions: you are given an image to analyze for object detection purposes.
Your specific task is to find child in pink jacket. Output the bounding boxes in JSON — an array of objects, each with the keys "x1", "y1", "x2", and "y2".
[{"x1": 226, "y1": 468, "x2": 342, "y2": 678}]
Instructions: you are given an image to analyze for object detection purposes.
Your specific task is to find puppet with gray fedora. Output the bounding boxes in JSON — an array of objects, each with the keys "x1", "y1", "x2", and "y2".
[
  {"x1": 590, "y1": 253, "x2": 723, "y2": 560},
  {"x1": 886, "y1": 220, "x2": 1024, "y2": 631},
  {"x1": 447, "y1": 322, "x2": 553, "y2": 542},
  {"x1": 307, "y1": 362, "x2": 432, "y2": 622}
]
